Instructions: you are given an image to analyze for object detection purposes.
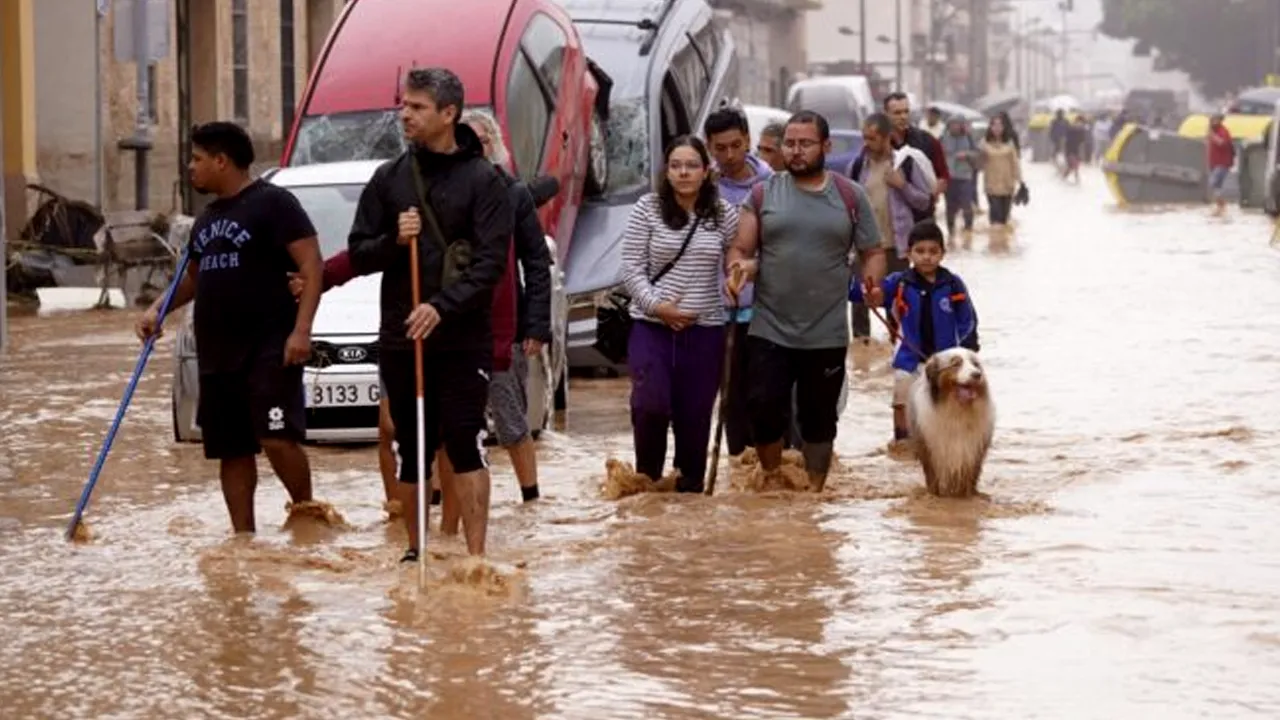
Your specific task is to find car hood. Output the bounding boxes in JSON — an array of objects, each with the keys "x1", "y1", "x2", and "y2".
[
  {"x1": 562, "y1": 196, "x2": 637, "y2": 297},
  {"x1": 314, "y1": 273, "x2": 381, "y2": 336}
]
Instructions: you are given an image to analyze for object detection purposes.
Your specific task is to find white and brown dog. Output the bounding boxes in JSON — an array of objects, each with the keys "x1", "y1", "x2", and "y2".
[{"x1": 907, "y1": 348, "x2": 995, "y2": 497}]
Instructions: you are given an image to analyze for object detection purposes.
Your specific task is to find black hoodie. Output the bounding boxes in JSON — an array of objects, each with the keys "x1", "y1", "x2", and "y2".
[{"x1": 347, "y1": 123, "x2": 513, "y2": 355}]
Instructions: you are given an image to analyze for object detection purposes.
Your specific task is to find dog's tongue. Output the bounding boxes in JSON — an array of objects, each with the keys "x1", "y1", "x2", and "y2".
[{"x1": 956, "y1": 386, "x2": 976, "y2": 402}]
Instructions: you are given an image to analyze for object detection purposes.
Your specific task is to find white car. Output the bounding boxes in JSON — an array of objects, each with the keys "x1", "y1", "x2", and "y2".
[
  {"x1": 740, "y1": 104, "x2": 791, "y2": 150},
  {"x1": 171, "y1": 160, "x2": 568, "y2": 444}
]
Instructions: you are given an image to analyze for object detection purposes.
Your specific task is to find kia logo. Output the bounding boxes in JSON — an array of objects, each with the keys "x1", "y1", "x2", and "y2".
[{"x1": 336, "y1": 346, "x2": 368, "y2": 363}]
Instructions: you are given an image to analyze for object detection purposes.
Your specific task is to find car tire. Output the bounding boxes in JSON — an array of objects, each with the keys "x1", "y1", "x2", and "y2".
[{"x1": 584, "y1": 109, "x2": 609, "y2": 197}]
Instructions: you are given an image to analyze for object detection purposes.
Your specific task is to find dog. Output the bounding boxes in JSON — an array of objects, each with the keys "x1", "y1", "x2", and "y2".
[{"x1": 907, "y1": 348, "x2": 995, "y2": 498}]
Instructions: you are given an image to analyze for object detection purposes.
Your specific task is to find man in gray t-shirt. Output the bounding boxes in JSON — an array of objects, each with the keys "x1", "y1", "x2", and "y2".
[{"x1": 726, "y1": 110, "x2": 886, "y2": 491}]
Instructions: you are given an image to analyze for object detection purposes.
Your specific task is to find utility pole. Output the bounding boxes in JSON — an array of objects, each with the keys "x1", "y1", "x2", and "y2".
[
  {"x1": 0, "y1": 44, "x2": 6, "y2": 356},
  {"x1": 1058, "y1": 1, "x2": 1070, "y2": 94},
  {"x1": 927, "y1": 0, "x2": 938, "y2": 100},
  {"x1": 895, "y1": 0, "x2": 902, "y2": 88},
  {"x1": 118, "y1": 0, "x2": 152, "y2": 210},
  {"x1": 859, "y1": 0, "x2": 867, "y2": 72},
  {"x1": 95, "y1": 0, "x2": 107, "y2": 211}
]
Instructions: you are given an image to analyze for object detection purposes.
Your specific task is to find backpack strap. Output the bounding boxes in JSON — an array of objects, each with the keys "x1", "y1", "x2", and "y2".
[
  {"x1": 849, "y1": 155, "x2": 864, "y2": 185},
  {"x1": 749, "y1": 181, "x2": 765, "y2": 214},
  {"x1": 830, "y1": 173, "x2": 861, "y2": 227}
]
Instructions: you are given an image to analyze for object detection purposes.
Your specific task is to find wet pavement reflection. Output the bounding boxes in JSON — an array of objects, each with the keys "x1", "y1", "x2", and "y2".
[{"x1": 4, "y1": 165, "x2": 1280, "y2": 718}]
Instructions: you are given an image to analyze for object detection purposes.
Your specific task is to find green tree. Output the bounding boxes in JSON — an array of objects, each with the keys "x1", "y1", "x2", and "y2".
[{"x1": 1100, "y1": 0, "x2": 1279, "y2": 96}]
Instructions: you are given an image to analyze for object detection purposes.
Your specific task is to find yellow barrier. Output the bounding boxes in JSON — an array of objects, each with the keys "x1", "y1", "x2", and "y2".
[
  {"x1": 1102, "y1": 122, "x2": 1139, "y2": 207},
  {"x1": 1176, "y1": 114, "x2": 1271, "y2": 141}
]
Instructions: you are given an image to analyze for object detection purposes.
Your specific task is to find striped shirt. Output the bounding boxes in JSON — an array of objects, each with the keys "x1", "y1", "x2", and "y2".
[{"x1": 620, "y1": 193, "x2": 739, "y2": 326}]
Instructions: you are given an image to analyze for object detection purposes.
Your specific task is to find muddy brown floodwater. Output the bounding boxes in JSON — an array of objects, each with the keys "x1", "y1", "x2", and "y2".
[{"x1": 4, "y1": 165, "x2": 1280, "y2": 719}]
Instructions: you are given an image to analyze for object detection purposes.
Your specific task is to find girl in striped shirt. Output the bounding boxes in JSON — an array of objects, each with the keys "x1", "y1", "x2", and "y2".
[{"x1": 620, "y1": 135, "x2": 740, "y2": 493}]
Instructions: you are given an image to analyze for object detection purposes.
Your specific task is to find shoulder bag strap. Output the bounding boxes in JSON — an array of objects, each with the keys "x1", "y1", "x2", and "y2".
[
  {"x1": 408, "y1": 154, "x2": 450, "y2": 252},
  {"x1": 650, "y1": 215, "x2": 702, "y2": 285}
]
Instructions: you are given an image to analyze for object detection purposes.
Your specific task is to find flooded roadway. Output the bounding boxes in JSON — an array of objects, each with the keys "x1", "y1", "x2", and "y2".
[{"x1": 3, "y1": 164, "x2": 1280, "y2": 718}]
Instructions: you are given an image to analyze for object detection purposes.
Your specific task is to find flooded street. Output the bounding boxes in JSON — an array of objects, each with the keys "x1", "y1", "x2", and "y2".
[{"x1": 3, "y1": 164, "x2": 1280, "y2": 718}]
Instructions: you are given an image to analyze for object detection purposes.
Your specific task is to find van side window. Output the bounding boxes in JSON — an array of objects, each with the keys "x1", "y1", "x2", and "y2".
[
  {"x1": 506, "y1": 54, "x2": 552, "y2": 179},
  {"x1": 692, "y1": 22, "x2": 720, "y2": 72},
  {"x1": 670, "y1": 34, "x2": 709, "y2": 122},
  {"x1": 521, "y1": 13, "x2": 567, "y2": 95},
  {"x1": 660, "y1": 73, "x2": 692, "y2": 151},
  {"x1": 504, "y1": 13, "x2": 567, "y2": 179}
]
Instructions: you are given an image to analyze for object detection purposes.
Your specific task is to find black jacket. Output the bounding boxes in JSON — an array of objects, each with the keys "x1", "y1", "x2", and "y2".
[
  {"x1": 348, "y1": 123, "x2": 513, "y2": 354},
  {"x1": 500, "y1": 169, "x2": 554, "y2": 344}
]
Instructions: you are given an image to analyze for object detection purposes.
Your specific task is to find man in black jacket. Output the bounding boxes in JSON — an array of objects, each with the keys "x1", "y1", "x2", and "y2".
[
  {"x1": 348, "y1": 67, "x2": 513, "y2": 561},
  {"x1": 883, "y1": 92, "x2": 950, "y2": 210}
]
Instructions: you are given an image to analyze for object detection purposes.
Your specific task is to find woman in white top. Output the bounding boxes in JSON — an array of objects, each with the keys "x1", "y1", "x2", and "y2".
[{"x1": 620, "y1": 135, "x2": 739, "y2": 493}]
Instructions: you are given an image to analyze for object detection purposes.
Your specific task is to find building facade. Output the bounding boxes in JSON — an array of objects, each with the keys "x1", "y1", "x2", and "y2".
[
  {"x1": 2, "y1": 0, "x2": 345, "y2": 240},
  {"x1": 804, "y1": 0, "x2": 1035, "y2": 105},
  {"x1": 711, "y1": 0, "x2": 818, "y2": 108}
]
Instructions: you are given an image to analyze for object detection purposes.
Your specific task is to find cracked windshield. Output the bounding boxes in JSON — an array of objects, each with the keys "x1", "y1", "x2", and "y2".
[{"x1": 3, "y1": 0, "x2": 1280, "y2": 718}]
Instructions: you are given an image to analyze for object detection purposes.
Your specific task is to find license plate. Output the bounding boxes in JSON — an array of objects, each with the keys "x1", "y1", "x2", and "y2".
[{"x1": 307, "y1": 379, "x2": 380, "y2": 408}]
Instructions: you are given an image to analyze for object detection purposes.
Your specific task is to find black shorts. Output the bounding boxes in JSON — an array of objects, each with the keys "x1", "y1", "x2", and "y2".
[
  {"x1": 197, "y1": 353, "x2": 305, "y2": 460},
  {"x1": 746, "y1": 336, "x2": 846, "y2": 446},
  {"x1": 381, "y1": 345, "x2": 492, "y2": 484}
]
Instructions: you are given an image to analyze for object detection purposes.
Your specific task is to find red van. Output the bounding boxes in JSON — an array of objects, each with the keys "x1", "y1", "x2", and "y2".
[{"x1": 282, "y1": 0, "x2": 610, "y2": 260}]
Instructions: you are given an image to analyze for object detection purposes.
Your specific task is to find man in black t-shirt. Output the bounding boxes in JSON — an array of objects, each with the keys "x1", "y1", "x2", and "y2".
[{"x1": 135, "y1": 122, "x2": 324, "y2": 534}]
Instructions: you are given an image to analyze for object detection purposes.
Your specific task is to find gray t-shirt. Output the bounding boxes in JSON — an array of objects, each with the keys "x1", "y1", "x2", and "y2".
[{"x1": 743, "y1": 173, "x2": 880, "y2": 349}]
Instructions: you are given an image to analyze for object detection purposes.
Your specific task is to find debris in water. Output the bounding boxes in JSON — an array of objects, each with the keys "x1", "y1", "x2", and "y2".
[
  {"x1": 69, "y1": 520, "x2": 93, "y2": 544},
  {"x1": 601, "y1": 458, "x2": 677, "y2": 500},
  {"x1": 447, "y1": 556, "x2": 517, "y2": 597},
  {"x1": 732, "y1": 463, "x2": 812, "y2": 493},
  {"x1": 283, "y1": 500, "x2": 350, "y2": 529}
]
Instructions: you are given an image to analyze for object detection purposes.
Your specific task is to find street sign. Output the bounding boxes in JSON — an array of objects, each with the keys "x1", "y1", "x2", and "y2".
[{"x1": 112, "y1": 0, "x2": 170, "y2": 63}]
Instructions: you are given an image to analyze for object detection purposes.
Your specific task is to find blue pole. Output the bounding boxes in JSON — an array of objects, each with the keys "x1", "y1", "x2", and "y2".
[{"x1": 66, "y1": 245, "x2": 192, "y2": 540}]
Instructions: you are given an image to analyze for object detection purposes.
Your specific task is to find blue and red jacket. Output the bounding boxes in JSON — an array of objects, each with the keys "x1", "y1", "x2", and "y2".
[{"x1": 849, "y1": 267, "x2": 979, "y2": 372}]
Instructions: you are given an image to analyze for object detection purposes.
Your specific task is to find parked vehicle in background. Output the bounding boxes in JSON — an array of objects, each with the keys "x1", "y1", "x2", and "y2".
[
  {"x1": 786, "y1": 75, "x2": 877, "y2": 131},
  {"x1": 282, "y1": 0, "x2": 606, "y2": 266},
  {"x1": 172, "y1": 162, "x2": 569, "y2": 444},
  {"x1": 825, "y1": 129, "x2": 864, "y2": 173},
  {"x1": 741, "y1": 103, "x2": 791, "y2": 149},
  {"x1": 928, "y1": 100, "x2": 989, "y2": 140},
  {"x1": 1124, "y1": 87, "x2": 1189, "y2": 124},
  {"x1": 560, "y1": 0, "x2": 737, "y2": 372}
]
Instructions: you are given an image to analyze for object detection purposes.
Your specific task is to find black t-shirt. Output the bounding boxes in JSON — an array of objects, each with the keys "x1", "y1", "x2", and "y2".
[{"x1": 189, "y1": 180, "x2": 316, "y2": 374}]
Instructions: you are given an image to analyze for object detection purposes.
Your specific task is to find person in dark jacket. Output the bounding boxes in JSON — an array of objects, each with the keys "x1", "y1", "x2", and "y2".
[
  {"x1": 884, "y1": 92, "x2": 950, "y2": 208},
  {"x1": 428, "y1": 110, "x2": 551, "y2": 536},
  {"x1": 348, "y1": 67, "x2": 513, "y2": 561}
]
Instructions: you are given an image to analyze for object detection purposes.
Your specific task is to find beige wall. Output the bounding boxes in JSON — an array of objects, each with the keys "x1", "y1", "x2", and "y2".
[
  {"x1": 717, "y1": 3, "x2": 811, "y2": 108},
  {"x1": 30, "y1": 0, "x2": 339, "y2": 214}
]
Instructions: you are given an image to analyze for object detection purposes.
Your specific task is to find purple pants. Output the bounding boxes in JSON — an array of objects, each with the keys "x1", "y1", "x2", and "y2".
[{"x1": 628, "y1": 320, "x2": 726, "y2": 493}]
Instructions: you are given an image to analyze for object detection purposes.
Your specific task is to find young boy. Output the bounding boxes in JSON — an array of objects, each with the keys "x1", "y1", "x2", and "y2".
[{"x1": 849, "y1": 220, "x2": 980, "y2": 453}]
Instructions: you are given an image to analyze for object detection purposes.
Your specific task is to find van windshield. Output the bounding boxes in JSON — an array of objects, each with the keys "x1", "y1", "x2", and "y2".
[
  {"x1": 289, "y1": 106, "x2": 494, "y2": 166},
  {"x1": 602, "y1": 94, "x2": 650, "y2": 192}
]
